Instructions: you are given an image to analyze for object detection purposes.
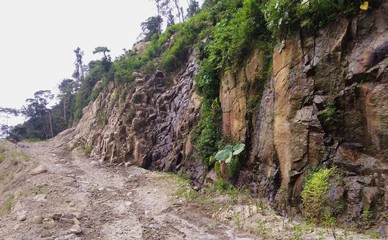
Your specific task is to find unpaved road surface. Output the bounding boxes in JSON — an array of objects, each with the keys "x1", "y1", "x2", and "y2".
[
  {"x1": 0, "y1": 138, "x2": 256, "y2": 240},
  {"x1": 0, "y1": 137, "x2": 381, "y2": 240}
]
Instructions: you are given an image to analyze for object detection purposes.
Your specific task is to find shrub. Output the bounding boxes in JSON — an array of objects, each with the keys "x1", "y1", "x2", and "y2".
[
  {"x1": 193, "y1": 99, "x2": 221, "y2": 167},
  {"x1": 262, "y1": 0, "x2": 360, "y2": 39},
  {"x1": 213, "y1": 179, "x2": 237, "y2": 194},
  {"x1": 301, "y1": 167, "x2": 337, "y2": 222},
  {"x1": 317, "y1": 101, "x2": 341, "y2": 130},
  {"x1": 0, "y1": 194, "x2": 14, "y2": 216}
]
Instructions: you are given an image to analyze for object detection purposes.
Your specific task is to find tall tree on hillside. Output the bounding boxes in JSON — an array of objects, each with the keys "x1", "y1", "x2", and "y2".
[
  {"x1": 93, "y1": 47, "x2": 112, "y2": 72},
  {"x1": 153, "y1": 0, "x2": 163, "y2": 35},
  {"x1": 73, "y1": 47, "x2": 85, "y2": 83},
  {"x1": 150, "y1": 0, "x2": 178, "y2": 32},
  {"x1": 23, "y1": 90, "x2": 54, "y2": 139},
  {"x1": 58, "y1": 79, "x2": 76, "y2": 123},
  {"x1": 141, "y1": 16, "x2": 164, "y2": 41},
  {"x1": 172, "y1": 0, "x2": 184, "y2": 22},
  {"x1": 0, "y1": 107, "x2": 19, "y2": 138},
  {"x1": 166, "y1": 9, "x2": 175, "y2": 27},
  {"x1": 160, "y1": 0, "x2": 184, "y2": 24},
  {"x1": 186, "y1": 0, "x2": 200, "y2": 19}
]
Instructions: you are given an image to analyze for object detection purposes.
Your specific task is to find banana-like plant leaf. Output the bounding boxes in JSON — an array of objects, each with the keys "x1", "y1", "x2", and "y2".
[
  {"x1": 215, "y1": 149, "x2": 232, "y2": 162},
  {"x1": 232, "y1": 143, "x2": 245, "y2": 155},
  {"x1": 224, "y1": 152, "x2": 233, "y2": 164},
  {"x1": 224, "y1": 144, "x2": 233, "y2": 152}
]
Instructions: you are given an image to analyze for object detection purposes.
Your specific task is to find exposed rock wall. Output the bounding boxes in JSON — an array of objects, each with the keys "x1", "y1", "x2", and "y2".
[
  {"x1": 242, "y1": 5, "x2": 388, "y2": 222},
  {"x1": 70, "y1": 4, "x2": 388, "y2": 225},
  {"x1": 72, "y1": 53, "x2": 201, "y2": 174},
  {"x1": 219, "y1": 50, "x2": 265, "y2": 141}
]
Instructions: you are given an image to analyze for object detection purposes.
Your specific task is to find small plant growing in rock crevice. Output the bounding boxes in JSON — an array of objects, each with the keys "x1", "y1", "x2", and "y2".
[
  {"x1": 317, "y1": 101, "x2": 341, "y2": 131},
  {"x1": 214, "y1": 143, "x2": 245, "y2": 179}
]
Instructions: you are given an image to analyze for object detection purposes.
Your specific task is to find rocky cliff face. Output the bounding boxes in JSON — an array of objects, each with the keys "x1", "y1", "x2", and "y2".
[
  {"x1": 240, "y1": 5, "x2": 388, "y2": 222},
  {"x1": 72, "y1": 53, "x2": 202, "y2": 177},
  {"x1": 71, "y1": 5, "x2": 388, "y2": 225}
]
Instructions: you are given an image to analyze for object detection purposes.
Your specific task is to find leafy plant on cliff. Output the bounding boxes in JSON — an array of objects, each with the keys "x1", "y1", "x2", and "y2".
[
  {"x1": 193, "y1": 99, "x2": 221, "y2": 167},
  {"x1": 301, "y1": 167, "x2": 337, "y2": 223},
  {"x1": 262, "y1": 0, "x2": 361, "y2": 39},
  {"x1": 193, "y1": 0, "x2": 270, "y2": 166},
  {"x1": 162, "y1": 11, "x2": 212, "y2": 73},
  {"x1": 317, "y1": 101, "x2": 341, "y2": 130},
  {"x1": 215, "y1": 143, "x2": 245, "y2": 178}
]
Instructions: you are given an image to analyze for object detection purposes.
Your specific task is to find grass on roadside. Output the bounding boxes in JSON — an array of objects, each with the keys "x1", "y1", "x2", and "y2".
[{"x1": 0, "y1": 194, "x2": 14, "y2": 216}]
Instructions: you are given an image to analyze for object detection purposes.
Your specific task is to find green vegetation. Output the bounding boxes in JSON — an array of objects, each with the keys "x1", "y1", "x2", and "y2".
[
  {"x1": 262, "y1": 0, "x2": 361, "y2": 39},
  {"x1": 318, "y1": 101, "x2": 340, "y2": 130},
  {"x1": 175, "y1": 182, "x2": 198, "y2": 203},
  {"x1": 0, "y1": 194, "x2": 14, "y2": 216},
  {"x1": 213, "y1": 179, "x2": 239, "y2": 199},
  {"x1": 0, "y1": 142, "x2": 29, "y2": 163},
  {"x1": 292, "y1": 223, "x2": 304, "y2": 240},
  {"x1": 301, "y1": 167, "x2": 337, "y2": 222},
  {"x1": 0, "y1": 152, "x2": 4, "y2": 164},
  {"x1": 362, "y1": 209, "x2": 373, "y2": 221},
  {"x1": 24, "y1": 138, "x2": 42, "y2": 143},
  {"x1": 214, "y1": 143, "x2": 245, "y2": 178},
  {"x1": 0, "y1": 0, "x2": 365, "y2": 144},
  {"x1": 215, "y1": 143, "x2": 245, "y2": 164},
  {"x1": 82, "y1": 145, "x2": 93, "y2": 157},
  {"x1": 193, "y1": 99, "x2": 221, "y2": 167}
]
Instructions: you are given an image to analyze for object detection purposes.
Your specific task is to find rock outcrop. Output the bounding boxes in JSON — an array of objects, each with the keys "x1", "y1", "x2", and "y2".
[
  {"x1": 70, "y1": 5, "x2": 388, "y2": 226},
  {"x1": 242, "y1": 5, "x2": 388, "y2": 222},
  {"x1": 72, "y1": 53, "x2": 201, "y2": 175}
]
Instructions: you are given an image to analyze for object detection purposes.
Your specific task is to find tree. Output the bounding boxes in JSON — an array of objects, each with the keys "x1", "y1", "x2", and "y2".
[
  {"x1": 166, "y1": 9, "x2": 175, "y2": 27},
  {"x1": 0, "y1": 107, "x2": 19, "y2": 138},
  {"x1": 154, "y1": 0, "x2": 164, "y2": 35},
  {"x1": 58, "y1": 79, "x2": 76, "y2": 123},
  {"x1": 93, "y1": 46, "x2": 110, "y2": 59},
  {"x1": 149, "y1": 0, "x2": 177, "y2": 33},
  {"x1": 172, "y1": 0, "x2": 184, "y2": 22},
  {"x1": 93, "y1": 47, "x2": 112, "y2": 72},
  {"x1": 186, "y1": 0, "x2": 200, "y2": 19},
  {"x1": 141, "y1": 16, "x2": 164, "y2": 41},
  {"x1": 73, "y1": 47, "x2": 85, "y2": 83},
  {"x1": 23, "y1": 90, "x2": 54, "y2": 139},
  {"x1": 0, "y1": 107, "x2": 19, "y2": 117}
]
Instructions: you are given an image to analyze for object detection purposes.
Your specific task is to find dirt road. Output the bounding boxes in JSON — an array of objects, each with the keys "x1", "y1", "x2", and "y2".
[
  {"x1": 0, "y1": 137, "x2": 258, "y2": 240},
  {"x1": 0, "y1": 137, "x2": 380, "y2": 240}
]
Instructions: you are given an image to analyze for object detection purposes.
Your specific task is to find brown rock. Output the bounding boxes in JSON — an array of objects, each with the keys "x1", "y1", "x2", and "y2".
[
  {"x1": 31, "y1": 215, "x2": 43, "y2": 224},
  {"x1": 69, "y1": 224, "x2": 82, "y2": 234},
  {"x1": 30, "y1": 165, "x2": 47, "y2": 175},
  {"x1": 43, "y1": 218, "x2": 56, "y2": 229},
  {"x1": 16, "y1": 211, "x2": 27, "y2": 221}
]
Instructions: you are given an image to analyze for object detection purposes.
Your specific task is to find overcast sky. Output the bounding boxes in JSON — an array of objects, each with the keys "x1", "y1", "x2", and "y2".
[{"x1": 1, "y1": 0, "x2": 196, "y2": 125}]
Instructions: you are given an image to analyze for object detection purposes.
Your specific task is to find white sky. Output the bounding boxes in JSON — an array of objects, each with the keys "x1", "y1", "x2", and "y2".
[{"x1": 1, "y1": 0, "x2": 195, "y2": 126}]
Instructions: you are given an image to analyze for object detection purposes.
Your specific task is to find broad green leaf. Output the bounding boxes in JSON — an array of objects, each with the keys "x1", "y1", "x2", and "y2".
[
  {"x1": 232, "y1": 143, "x2": 245, "y2": 155},
  {"x1": 224, "y1": 153, "x2": 233, "y2": 164},
  {"x1": 224, "y1": 144, "x2": 233, "y2": 152},
  {"x1": 215, "y1": 149, "x2": 232, "y2": 161}
]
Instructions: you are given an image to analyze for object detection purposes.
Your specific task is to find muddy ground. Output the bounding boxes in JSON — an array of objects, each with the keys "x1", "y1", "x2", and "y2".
[{"x1": 0, "y1": 137, "x2": 381, "y2": 240}]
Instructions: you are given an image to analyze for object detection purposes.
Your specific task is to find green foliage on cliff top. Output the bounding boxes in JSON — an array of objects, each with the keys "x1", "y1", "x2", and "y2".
[
  {"x1": 262, "y1": 0, "x2": 361, "y2": 39},
  {"x1": 111, "y1": 10, "x2": 212, "y2": 86}
]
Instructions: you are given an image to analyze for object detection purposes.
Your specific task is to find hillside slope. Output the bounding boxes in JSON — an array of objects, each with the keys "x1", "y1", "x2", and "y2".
[{"x1": 66, "y1": 0, "x2": 388, "y2": 230}]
